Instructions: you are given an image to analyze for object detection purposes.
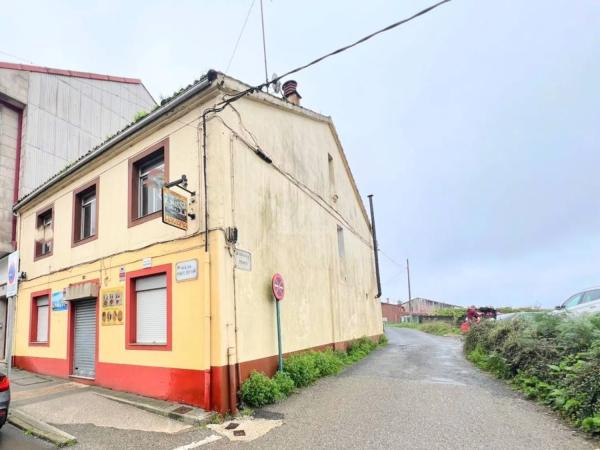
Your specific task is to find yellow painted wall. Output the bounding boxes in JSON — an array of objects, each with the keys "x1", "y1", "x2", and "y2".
[
  {"x1": 17, "y1": 106, "x2": 205, "y2": 281},
  {"x1": 14, "y1": 237, "x2": 211, "y2": 370}
]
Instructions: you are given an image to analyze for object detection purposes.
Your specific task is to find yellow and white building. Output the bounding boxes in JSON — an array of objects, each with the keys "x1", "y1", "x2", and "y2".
[{"x1": 11, "y1": 72, "x2": 382, "y2": 412}]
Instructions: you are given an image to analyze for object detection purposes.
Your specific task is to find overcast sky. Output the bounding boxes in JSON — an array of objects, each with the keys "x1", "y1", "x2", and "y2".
[{"x1": 2, "y1": 1, "x2": 599, "y2": 308}]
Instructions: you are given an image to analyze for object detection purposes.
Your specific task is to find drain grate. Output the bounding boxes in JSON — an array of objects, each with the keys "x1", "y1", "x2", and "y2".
[
  {"x1": 233, "y1": 430, "x2": 246, "y2": 437},
  {"x1": 171, "y1": 406, "x2": 193, "y2": 414},
  {"x1": 225, "y1": 422, "x2": 239, "y2": 430}
]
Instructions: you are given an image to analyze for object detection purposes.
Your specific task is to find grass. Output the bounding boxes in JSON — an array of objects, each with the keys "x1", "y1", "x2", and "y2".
[{"x1": 388, "y1": 321, "x2": 460, "y2": 336}]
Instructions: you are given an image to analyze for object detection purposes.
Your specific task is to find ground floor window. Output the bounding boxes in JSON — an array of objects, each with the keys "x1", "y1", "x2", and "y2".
[
  {"x1": 29, "y1": 291, "x2": 51, "y2": 345},
  {"x1": 126, "y1": 265, "x2": 172, "y2": 350}
]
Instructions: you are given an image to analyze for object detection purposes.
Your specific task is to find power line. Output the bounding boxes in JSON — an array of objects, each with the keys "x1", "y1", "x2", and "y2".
[
  {"x1": 274, "y1": 0, "x2": 451, "y2": 83},
  {"x1": 225, "y1": 0, "x2": 257, "y2": 74},
  {"x1": 215, "y1": 0, "x2": 452, "y2": 106}
]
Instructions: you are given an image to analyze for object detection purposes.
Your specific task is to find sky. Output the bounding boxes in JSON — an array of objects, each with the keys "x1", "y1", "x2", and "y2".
[{"x1": 1, "y1": 0, "x2": 599, "y2": 308}]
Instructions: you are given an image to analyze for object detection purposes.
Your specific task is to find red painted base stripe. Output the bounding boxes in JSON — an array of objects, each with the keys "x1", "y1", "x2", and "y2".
[
  {"x1": 13, "y1": 356, "x2": 210, "y2": 409},
  {"x1": 13, "y1": 355, "x2": 69, "y2": 377},
  {"x1": 96, "y1": 362, "x2": 210, "y2": 409}
]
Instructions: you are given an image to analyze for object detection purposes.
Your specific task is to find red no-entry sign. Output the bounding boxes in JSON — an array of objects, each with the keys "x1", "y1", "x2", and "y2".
[{"x1": 272, "y1": 273, "x2": 285, "y2": 301}]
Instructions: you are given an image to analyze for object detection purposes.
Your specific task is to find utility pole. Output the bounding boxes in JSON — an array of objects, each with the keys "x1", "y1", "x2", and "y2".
[{"x1": 406, "y1": 258, "x2": 412, "y2": 314}]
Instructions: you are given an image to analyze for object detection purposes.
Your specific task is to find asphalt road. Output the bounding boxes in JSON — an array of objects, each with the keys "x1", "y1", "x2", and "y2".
[
  {"x1": 0, "y1": 423, "x2": 53, "y2": 449},
  {"x1": 210, "y1": 327, "x2": 598, "y2": 450}
]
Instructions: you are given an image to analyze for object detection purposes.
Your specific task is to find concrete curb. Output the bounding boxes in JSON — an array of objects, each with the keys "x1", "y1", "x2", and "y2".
[
  {"x1": 96, "y1": 393, "x2": 215, "y2": 426},
  {"x1": 8, "y1": 409, "x2": 77, "y2": 447}
]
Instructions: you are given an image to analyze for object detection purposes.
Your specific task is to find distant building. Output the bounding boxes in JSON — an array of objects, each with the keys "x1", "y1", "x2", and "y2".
[
  {"x1": 380, "y1": 299, "x2": 405, "y2": 323},
  {"x1": 401, "y1": 297, "x2": 461, "y2": 315},
  {"x1": 0, "y1": 61, "x2": 155, "y2": 360}
]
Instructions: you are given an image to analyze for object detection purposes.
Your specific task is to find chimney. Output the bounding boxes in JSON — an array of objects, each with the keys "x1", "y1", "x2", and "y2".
[{"x1": 282, "y1": 80, "x2": 301, "y2": 106}]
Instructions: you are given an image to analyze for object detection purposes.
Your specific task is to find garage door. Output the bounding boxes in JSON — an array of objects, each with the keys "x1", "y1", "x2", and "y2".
[{"x1": 73, "y1": 299, "x2": 97, "y2": 378}]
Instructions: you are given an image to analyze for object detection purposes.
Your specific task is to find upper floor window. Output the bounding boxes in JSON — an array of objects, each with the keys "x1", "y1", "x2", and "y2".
[
  {"x1": 138, "y1": 156, "x2": 164, "y2": 217},
  {"x1": 35, "y1": 207, "x2": 53, "y2": 259},
  {"x1": 73, "y1": 179, "x2": 99, "y2": 246},
  {"x1": 128, "y1": 139, "x2": 169, "y2": 228}
]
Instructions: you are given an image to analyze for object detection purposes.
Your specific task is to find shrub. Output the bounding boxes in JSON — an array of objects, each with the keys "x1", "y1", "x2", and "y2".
[
  {"x1": 239, "y1": 371, "x2": 281, "y2": 407},
  {"x1": 284, "y1": 353, "x2": 320, "y2": 387},
  {"x1": 312, "y1": 350, "x2": 345, "y2": 377},
  {"x1": 273, "y1": 371, "x2": 295, "y2": 396},
  {"x1": 378, "y1": 334, "x2": 389, "y2": 345},
  {"x1": 465, "y1": 313, "x2": 600, "y2": 435}
]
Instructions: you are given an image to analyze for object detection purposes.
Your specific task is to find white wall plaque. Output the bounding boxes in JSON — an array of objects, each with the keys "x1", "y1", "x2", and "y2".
[
  {"x1": 176, "y1": 259, "x2": 198, "y2": 282},
  {"x1": 235, "y1": 250, "x2": 252, "y2": 271}
]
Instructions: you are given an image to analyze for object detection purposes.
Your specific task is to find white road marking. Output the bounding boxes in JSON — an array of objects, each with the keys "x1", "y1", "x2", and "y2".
[{"x1": 172, "y1": 434, "x2": 223, "y2": 449}]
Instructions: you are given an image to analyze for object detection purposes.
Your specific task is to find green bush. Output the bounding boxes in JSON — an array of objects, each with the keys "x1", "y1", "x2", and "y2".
[
  {"x1": 239, "y1": 371, "x2": 282, "y2": 407},
  {"x1": 240, "y1": 336, "x2": 383, "y2": 409},
  {"x1": 465, "y1": 313, "x2": 600, "y2": 435},
  {"x1": 346, "y1": 336, "x2": 377, "y2": 363},
  {"x1": 378, "y1": 334, "x2": 389, "y2": 345},
  {"x1": 283, "y1": 353, "x2": 320, "y2": 387},
  {"x1": 312, "y1": 350, "x2": 345, "y2": 377},
  {"x1": 273, "y1": 371, "x2": 295, "y2": 396}
]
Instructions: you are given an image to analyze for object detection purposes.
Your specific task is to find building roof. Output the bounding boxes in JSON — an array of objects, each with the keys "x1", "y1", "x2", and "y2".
[
  {"x1": 13, "y1": 70, "x2": 372, "y2": 233},
  {"x1": 0, "y1": 61, "x2": 142, "y2": 84}
]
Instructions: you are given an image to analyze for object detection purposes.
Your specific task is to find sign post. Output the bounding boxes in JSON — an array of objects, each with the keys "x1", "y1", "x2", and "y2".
[
  {"x1": 6, "y1": 251, "x2": 19, "y2": 375},
  {"x1": 272, "y1": 273, "x2": 285, "y2": 371}
]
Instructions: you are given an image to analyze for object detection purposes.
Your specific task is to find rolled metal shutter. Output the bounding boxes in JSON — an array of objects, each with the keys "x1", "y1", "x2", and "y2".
[{"x1": 73, "y1": 299, "x2": 97, "y2": 378}]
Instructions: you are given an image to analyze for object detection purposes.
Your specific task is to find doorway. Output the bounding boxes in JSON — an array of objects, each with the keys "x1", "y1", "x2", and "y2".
[{"x1": 72, "y1": 299, "x2": 97, "y2": 378}]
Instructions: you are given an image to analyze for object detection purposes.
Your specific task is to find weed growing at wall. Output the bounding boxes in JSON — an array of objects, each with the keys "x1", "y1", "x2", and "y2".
[
  {"x1": 240, "y1": 336, "x2": 386, "y2": 408},
  {"x1": 465, "y1": 313, "x2": 600, "y2": 435}
]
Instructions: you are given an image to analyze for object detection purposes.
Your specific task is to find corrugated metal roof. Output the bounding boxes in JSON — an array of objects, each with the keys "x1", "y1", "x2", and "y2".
[{"x1": 0, "y1": 61, "x2": 142, "y2": 84}]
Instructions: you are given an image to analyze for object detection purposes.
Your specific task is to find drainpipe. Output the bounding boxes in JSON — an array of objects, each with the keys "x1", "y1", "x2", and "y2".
[{"x1": 368, "y1": 195, "x2": 382, "y2": 299}]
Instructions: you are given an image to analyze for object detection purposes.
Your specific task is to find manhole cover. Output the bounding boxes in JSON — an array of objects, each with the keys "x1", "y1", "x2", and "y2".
[
  {"x1": 171, "y1": 406, "x2": 193, "y2": 414},
  {"x1": 233, "y1": 430, "x2": 246, "y2": 437},
  {"x1": 225, "y1": 422, "x2": 239, "y2": 430}
]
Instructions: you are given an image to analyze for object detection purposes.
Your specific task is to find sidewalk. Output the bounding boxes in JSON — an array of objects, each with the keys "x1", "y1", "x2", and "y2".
[{"x1": 8, "y1": 368, "x2": 214, "y2": 447}]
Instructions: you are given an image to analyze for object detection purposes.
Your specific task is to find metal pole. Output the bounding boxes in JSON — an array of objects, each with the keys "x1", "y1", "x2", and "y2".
[
  {"x1": 5, "y1": 296, "x2": 15, "y2": 376},
  {"x1": 259, "y1": 0, "x2": 269, "y2": 87},
  {"x1": 367, "y1": 195, "x2": 382, "y2": 298},
  {"x1": 407, "y1": 258, "x2": 412, "y2": 315},
  {"x1": 275, "y1": 297, "x2": 283, "y2": 371}
]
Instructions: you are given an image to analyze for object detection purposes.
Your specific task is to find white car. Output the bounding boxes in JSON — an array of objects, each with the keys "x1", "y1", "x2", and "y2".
[{"x1": 555, "y1": 288, "x2": 600, "y2": 316}]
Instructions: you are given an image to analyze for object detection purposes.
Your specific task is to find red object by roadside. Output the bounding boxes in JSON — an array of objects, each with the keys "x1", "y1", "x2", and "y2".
[{"x1": 460, "y1": 322, "x2": 471, "y2": 333}]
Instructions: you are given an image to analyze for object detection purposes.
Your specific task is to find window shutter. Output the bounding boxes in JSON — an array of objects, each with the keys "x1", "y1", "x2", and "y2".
[
  {"x1": 135, "y1": 274, "x2": 167, "y2": 344},
  {"x1": 36, "y1": 296, "x2": 49, "y2": 342}
]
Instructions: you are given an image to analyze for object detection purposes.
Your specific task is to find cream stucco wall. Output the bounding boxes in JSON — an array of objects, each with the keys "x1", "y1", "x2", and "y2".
[{"x1": 209, "y1": 92, "x2": 382, "y2": 365}]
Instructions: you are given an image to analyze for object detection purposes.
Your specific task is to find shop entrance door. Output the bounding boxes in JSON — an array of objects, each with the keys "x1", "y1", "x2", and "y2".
[{"x1": 72, "y1": 299, "x2": 96, "y2": 378}]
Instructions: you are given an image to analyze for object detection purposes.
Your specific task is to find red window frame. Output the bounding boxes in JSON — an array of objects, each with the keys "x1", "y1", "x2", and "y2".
[
  {"x1": 34, "y1": 205, "x2": 54, "y2": 261},
  {"x1": 72, "y1": 178, "x2": 100, "y2": 247},
  {"x1": 127, "y1": 138, "x2": 170, "y2": 228},
  {"x1": 125, "y1": 264, "x2": 172, "y2": 351},
  {"x1": 29, "y1": 289, "x2": 52, "y2": 346}
]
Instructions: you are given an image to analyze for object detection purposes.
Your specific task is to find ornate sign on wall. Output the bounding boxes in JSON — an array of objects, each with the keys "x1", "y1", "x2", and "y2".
[{"x1": 101, "y1": 287, "x2": 124, "y2": 326}]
